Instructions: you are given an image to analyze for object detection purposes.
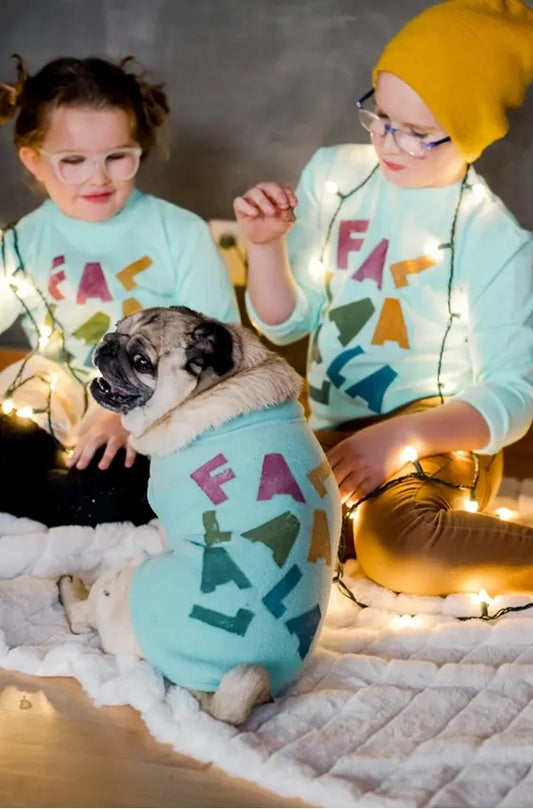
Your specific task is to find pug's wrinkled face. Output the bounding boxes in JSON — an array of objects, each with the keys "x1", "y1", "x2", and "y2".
[{"x1": 90, "y1": 306, "x2": 235, "y2": 419}]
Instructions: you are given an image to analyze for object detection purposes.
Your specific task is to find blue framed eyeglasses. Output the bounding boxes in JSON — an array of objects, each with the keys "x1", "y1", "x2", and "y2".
[{"x1": 356, "y1": 89, "x2": 451, "y2": 158}]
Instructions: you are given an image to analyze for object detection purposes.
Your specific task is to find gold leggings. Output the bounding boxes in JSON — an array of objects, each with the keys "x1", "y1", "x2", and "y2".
[{"x1": 315, "y1": 397, "x2": 533, "y2": 597}]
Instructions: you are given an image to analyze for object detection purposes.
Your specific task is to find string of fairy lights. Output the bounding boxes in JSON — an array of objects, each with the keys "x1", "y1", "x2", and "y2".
[
  {"x1": 217, "y1": 204, "x2": 532, "y2": 623},
  {"x1": 216, "y1": 170, "x2": 533, "y2": 621},
  {"x1": 293, "y1": 162, "x2": 533, "y2": 622},
  {"x1": 1, "y1": 178, "x2": 530, "y2": 623},
  {"x1": 0, "y1": 223, "x2": 89, "y2": 450},
  {"x1": 305, "y1": 163, "x2": 482, "y2": 507},
  {"x1": 332, "y1": 566, "x2": 533, "y2": 624},
  {"x1": 332, "y1": 444, "x2": 533, "y2": 623}
]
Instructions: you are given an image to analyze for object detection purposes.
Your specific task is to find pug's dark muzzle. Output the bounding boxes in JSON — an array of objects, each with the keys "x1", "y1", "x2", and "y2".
[
  {"x1": 90, "y1": 376, "x2": 146, "y2": 414},
  {"x1": 90, "y1": 335, "x2": 154, "y2": 415}
]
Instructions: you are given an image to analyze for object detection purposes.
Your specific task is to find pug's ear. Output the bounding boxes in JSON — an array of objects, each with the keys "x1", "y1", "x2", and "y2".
[{"x1": 185, "y1": 322, "x2": 234, "y2": 377}]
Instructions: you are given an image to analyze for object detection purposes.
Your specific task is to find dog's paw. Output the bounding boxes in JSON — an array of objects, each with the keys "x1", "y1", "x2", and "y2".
[
  {"x1": 209, "y1": 664, "x2": 271, "y2": 725},
  {"x1": 56, "y1": 574, "x2": 73, "y2": 605},
  {"x1": 58, "y1": 574, "x2": 89, "y2": 600},
  {"x1": 58, "y1": 574, "x2": 92, "y2": 634}
]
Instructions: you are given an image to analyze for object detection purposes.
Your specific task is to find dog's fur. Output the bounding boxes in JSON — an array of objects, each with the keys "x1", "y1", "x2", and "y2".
[
  {"x1": 59, "y1": 306, "x2": 333, "y2": 724},
  {"x1": 91, "y1": 305, "x2": 302, "y2": 455}
]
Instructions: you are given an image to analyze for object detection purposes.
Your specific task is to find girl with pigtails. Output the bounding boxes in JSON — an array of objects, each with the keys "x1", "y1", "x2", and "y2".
[{"x1": 0, "y1": 55, "x2": 239, "y2": 526}]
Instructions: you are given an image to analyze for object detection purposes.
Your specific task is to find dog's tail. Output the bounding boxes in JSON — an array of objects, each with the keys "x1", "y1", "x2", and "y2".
[{"x1": 207, "y1": 664, "x2": 271, "y2": 725}]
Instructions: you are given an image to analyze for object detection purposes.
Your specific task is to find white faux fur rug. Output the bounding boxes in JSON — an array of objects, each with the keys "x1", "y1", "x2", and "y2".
[{"x1": 1, "y1": 478, "x2": 533, "y2": 808}]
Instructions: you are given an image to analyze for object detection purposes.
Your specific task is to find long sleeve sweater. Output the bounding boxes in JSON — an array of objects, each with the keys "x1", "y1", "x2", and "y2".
[
  {"x1": 246, "y1": 145, "x2": 533, "y2": 454},
  {"x1": 0, "y1": 189, "x2": 240, "y2": 442}
]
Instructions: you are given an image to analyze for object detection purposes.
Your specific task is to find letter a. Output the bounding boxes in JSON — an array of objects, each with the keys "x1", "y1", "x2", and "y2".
[
  {"x1": 77, "y1": 262, "x2": 112, "y2": 304},
  {"x1": 352, "y1": 238, "x2": 389, "y2": 289},
  {"x1": 371, "y1": 298, "x2": 410, "y2": 349},
  {"x1": 257, "y1": 454, "x2": 306, "y2": 503}
]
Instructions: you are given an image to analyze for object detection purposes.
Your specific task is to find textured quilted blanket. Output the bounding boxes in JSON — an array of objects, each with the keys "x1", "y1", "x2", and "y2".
[{"x1": 1, "y1": 477, "x2": 533, "y2": 808}]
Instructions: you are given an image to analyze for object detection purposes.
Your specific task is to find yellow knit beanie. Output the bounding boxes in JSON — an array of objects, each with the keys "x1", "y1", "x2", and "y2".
[{"x1": 372, "y1": 0, "x2": 533, "y2": 159}]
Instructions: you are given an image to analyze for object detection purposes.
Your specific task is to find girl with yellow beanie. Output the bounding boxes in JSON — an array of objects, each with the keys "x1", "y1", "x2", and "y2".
[{"x1": 234, "y1": 0, "x2": 533, "y2": 597}]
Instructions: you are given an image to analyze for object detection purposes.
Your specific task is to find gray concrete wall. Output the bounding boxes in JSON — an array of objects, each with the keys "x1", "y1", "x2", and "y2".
[{"x1": 0, "y1": 0, "x2": 531, "y2": 347}]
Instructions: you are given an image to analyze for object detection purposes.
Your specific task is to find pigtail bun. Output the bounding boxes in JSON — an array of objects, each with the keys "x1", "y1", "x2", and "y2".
[
  {"x1": 120, "y1": 56, "x2": 169, "y2": 132},
  {"x1": 0, "y1": 54, "x2": 27, "y2": 126}
]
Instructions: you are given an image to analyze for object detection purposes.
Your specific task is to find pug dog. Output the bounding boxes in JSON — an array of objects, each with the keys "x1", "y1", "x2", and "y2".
[{"x1": 59, "y1": 306, "x2": 342, "y2": 725}]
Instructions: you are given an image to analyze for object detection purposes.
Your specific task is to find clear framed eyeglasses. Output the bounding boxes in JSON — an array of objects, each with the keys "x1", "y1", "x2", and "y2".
[
  {"x1": 356, "y1": 89, "x2": 451, "y2": 158},
  {"x1": 40, "y1": 146, "x2": 142, "y2": 185}
]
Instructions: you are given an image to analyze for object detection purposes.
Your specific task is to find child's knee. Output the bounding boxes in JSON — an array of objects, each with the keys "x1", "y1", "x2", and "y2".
[{"x1": 352, "y1": 493, "x2": 445, "y2": 594}]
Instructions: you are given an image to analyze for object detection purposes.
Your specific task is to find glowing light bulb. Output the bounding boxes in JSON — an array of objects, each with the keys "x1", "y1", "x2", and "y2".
[
  {"x1": 391, "y1": 614, "x2": 415, "y2": 629},
  {"x1": 473, "y1": 587, "x2": 493, "y2": 617},
  {"x1": 16, "y1": 406, "x2": 33, "y2": 419},
  {"x1": 308, "y1": 257, "x2": 326, "y2": 281},
  {"x1": 400, "y1": 444, "x2": 423, "y2": 474},
  {"x1": 471, "y1": 183, "x2": 485, "y2": 200},
  {"x1": 495, "y1": 507, "x2": 516, "y2": 522},
  {"x1": 325, "y1": 181, "x2": 339, "y2": 195},
  {"x1": 401, "y1": 445, "x2": 418, "y2": 464},
  {"x1": 425, "y1": 240, "x2": 443, "y2": 262},
  {"x1": 464, "y1": 498, "x2": 479, "y2": 513},
  {"x1": 11, "y1": 278, "x2": 33, "y2": 298},
  {"x1": 451, "y1": 295, "x2": 469, "y2": 320},
  {"x1": 38, "y1": 333, "x2": 50, "y2": 348},
  {"x1": 1, "y1": 399, "x2": 14, "y2": 415},
  {"x1": 350, "y1": 506, "x2": 361, "y2": 526}
]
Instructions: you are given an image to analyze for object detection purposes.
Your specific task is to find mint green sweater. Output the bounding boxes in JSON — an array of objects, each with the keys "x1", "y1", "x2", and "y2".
[
  {"x1": 130, "y1": 401, "x2": 342, "y2": 695},
  {"x1": 0, "y1": 189, "x2": 239, "y2": 376},
  {"x1": 246, "y1": 145, "x2": 533, "y2": 455}
]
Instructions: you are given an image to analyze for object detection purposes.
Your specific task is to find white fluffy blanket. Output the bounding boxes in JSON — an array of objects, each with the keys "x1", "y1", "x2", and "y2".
[{"x1": 1, "y1": 477, "x2": 533, "y2": 808}]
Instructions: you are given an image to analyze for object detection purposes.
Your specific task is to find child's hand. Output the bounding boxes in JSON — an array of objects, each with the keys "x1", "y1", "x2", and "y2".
[
  {"x1": 233, "y1": 182, "x2": 298, "y2": 245},
  {"x1": 326, "y1": 420, "x2": 410, "y2": 507},
  {"x1": 67, "y1": 410, "x2": 136, "y2": 471}
]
